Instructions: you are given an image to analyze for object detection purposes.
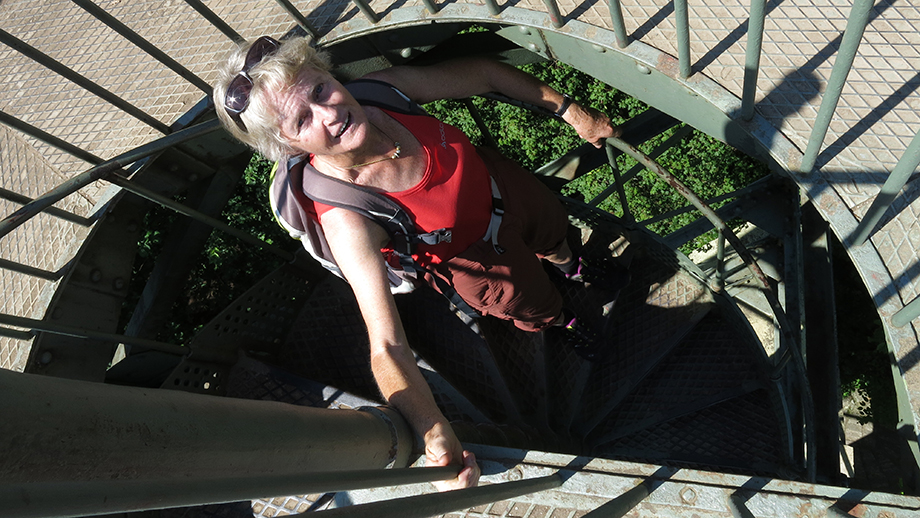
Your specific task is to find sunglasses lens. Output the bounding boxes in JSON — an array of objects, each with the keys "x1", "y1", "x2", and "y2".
[
  {"x1": 225, "y1": 74, "x2": 253, "y2": 114},
  {"x1": 224, "y1": 36, "x2": 281, "y2": 131},
  {"x1": 244, "y1": 36, "x2": 281, "y2": 71}
]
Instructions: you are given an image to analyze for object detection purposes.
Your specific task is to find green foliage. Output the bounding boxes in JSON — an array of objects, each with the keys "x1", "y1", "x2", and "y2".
[
  {"x1": 834, "y1": 239, "x2": 898, "y2": 428},
  {"x1": 122, "y1": 155, "x2": 290, "y2": 345}
]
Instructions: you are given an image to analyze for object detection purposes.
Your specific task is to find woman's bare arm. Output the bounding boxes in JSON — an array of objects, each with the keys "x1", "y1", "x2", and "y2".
[
  {"x1": 320, "y1": 207, "x2": 480, "y2": 490},
  {"x1": 363, "y1": 57, "x2": 620, "y2": 148}
]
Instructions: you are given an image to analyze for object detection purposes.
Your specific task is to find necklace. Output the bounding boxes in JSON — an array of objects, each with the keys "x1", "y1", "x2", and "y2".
[{"x1": 320, "y1": 121, "x2": 401, "y2": 170}]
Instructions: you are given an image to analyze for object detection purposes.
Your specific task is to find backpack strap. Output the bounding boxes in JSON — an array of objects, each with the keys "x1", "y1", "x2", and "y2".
[{"x1": 344, "y1": 79, "x2": 429, "y2": 116}]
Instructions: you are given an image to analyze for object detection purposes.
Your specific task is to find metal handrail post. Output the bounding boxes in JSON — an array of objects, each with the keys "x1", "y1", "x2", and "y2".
[
  {"x1": 583, "y1": 479, "x2": 658, "y2": 517},
  {"x1": 307, "y1": 474, "x2": 563, "y2": 517},
  {"x1": 741, "y1": 0, "x2": 767, "y2": 121},
  {"x1": 542, "y1": 0, "x2": 565, "y2": 28},
  {"x1": 589, "y1": 125, "x2": 694, "y2": 207},
  {"x1": 352, "y1": 0, "x2": 381, "y2": 23},
  {"x1": 0, "y1": 369, "x2": 418, "y2": 518},
  {"x1": 851, "y1": 126, "x2": 920, "y2": 246},
  {"x1": 0, "y1": 119, "x2": 222, "y2": 239},
  {"x1": 604, "y1": 141, "x2": 634, "y2": 222},
  {"x1": 0, "y1": 326, "x2": 33, "y2": 341},
  {"x1": 272, "y1": 0, "x2": 319, "y2": 38},
  {"x1": 674, "y1": 0, "x2": 692, "y2": 78},
  {"x1": 799, "y1": 0, "x2": 873, "y2": 173},
  {"x1": 421, "y1": 0, "x2": 440, "y2": 14},
  {"x1": 608, "y1": 0, "x2": 629, "y2": 48},
  {"x1": 715, "y1": 230, "x2": 726, "y2": 291},
  {"x1": 0, "y1": 110, "x2": 103, "y2": 164},
  {"x1": 0, "y1": 258, "x2": 61, "y2": 281},
  {"x1": 462, "y1": 99, "x2": 498, "y2": 149},
  {"x1": 183, "y1": 0, "x2": 245, "y2": 43},
  {"x1": 483, "y1": 0, "x2": 501, "y2": 16},
  {"x1": 893, "y1": 292, "x2": 920, "y2": 328},
  {"x1": 0, "y1": 28, "x2": 171, "y2": 134},
  {"x1": 0, "y1": 312, "x2": 191, "y2": 357},
  {"x1": 0, "y1": 187, "x2": 94, "y2": 227},
  {"x1": 106, "y1": 173, "x2": 296, "y2": 262},
  {"x1": 72, "y1": 0, "x2": 213, "y2": 94}
]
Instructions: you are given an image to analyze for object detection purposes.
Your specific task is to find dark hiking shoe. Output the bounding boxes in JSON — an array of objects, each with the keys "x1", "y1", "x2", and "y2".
[
  {"x1": 561, "y1": 313, "x2": 604, "y2": 361},
  {"x1": 565, "y1": 256, "x2": 631, "y2": 296}
]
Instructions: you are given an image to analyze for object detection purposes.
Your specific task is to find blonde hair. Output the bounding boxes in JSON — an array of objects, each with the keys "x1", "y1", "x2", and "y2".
[{"x1": 213, "y1": 37, "x2": 332, "y2": 162}]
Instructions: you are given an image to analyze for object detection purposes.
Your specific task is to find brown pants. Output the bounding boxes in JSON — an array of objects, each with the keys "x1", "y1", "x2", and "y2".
[{"x1": 430, "y1": 148, "x2": 568, "y2": 332}]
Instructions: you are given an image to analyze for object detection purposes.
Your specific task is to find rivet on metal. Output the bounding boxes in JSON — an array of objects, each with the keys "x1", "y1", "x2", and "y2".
[
  {"x1": 637, "y1": 63, "x2": 651, "y2": 75},
  {"x1": 400, "y1": 48, "x2": 413, "y2": 59},
  {"x1": 592, "y1": 44, "x2": 606, "y2": 53},
  {"x1": 90, "y1": 269, "x2": 102, "y2": 283},
  {"x1": 188, "y1": 173, "x2": 199, "y2": 182},
  {"x1": 527, "y1": 43, "x2": 539, "y2": 52},
  {"x1": 679, "y1": 486, "x2": 697, "y2": 505},
  {"x1": 507, "y1": 467, "x2": 524, "y2": 481},
  {"x1": 113, "y1": 277, "x2": 125, "y2": 290},
  {"x1": 518, "y1": 26, "x2": 531, "y2": 35},
  {"x1": 39, "y1": 351, "x2": 53, "y2": 365}
]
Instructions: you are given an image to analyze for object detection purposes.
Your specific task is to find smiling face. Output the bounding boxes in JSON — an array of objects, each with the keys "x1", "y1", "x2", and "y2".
[{"x1": 268, "y1": 67, "x2": 369, "y2": 157}]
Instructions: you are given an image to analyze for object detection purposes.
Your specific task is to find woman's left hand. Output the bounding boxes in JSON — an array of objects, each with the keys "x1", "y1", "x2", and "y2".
[{"x1": 563, "y1": 103, "x2": 622, "y2": 148}]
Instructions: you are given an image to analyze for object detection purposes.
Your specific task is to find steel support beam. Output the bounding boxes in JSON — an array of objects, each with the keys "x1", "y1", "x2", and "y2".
[{"x1": 0, "y1": 368, "x2": 416, "y2": 518}]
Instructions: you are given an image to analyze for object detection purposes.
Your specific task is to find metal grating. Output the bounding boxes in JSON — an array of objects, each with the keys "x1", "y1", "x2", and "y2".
[
  {"x1": 589, "y1": 313, "x2": 766, "y2": 446},
  {"x1": 190, "y1": 262, "x2": 318, "y2": 355},
  {"x1": 275, "y1": 276, "x2": 380, "y2": 400},
  {"x1": 594, "y1": 389, "x2": 787, "y2": 476},
  {"x1": 477, "y1": 316, "x2": 548, "y2": 427},
  {"x1": 396, "y1": 287, "x2": 524, "y2": 425},
  {"x1": 574, "y1": 251, "x2": 713, "y2": 434}
]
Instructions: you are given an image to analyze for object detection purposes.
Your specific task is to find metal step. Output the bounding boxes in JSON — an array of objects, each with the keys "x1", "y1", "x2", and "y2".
[
  {"x1": 395, "y1": 287, "x2": 524, "y2": 426},
  {"x1": 587, "y1": 313, "x2": 768, "y2": 446},
  {"x1": 334, "y1": 445, "x2": 920, "y2": 517},
  {"x1": 417, "y1": 357, "x2": 494, "y2": 425},
  {"x1": 593, "y1": 389, "x2": 790, "y2": 476},
  {"x1": 573, "y1": 250, "x2": 715, "y2": 436},
  {"x1": 274, "y1": 275, "x2": 381, "y2": 401}
]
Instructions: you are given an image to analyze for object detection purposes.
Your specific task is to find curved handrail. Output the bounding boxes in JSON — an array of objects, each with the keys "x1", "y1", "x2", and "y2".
[{"x1": 0, "y1": 119, "x2": 222, "y2": 239}]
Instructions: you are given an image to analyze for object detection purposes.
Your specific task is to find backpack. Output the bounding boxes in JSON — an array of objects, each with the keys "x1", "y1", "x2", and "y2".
[{"x1": 269, "y1": 79, "x2": 482, "y2": 317}]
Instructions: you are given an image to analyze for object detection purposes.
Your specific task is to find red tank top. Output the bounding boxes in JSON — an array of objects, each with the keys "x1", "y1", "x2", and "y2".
[{"x1": 315, "y1": 109, "x2": 492, "y2": 266}]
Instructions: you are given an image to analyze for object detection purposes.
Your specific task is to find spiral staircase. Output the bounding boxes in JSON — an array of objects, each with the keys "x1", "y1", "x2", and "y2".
[{"x1": 2, "y1": 0, "x2": 920, "y2": 517}]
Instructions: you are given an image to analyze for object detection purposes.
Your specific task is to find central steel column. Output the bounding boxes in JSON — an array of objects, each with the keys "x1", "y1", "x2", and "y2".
[{"x1": 0, "y1": 369, "x2": 414, "y2": 518}]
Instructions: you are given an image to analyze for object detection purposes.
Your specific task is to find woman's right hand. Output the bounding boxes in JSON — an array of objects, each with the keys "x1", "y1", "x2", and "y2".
[{"x1": 426, "y1": 421, "x2": 481, "y2": 491}]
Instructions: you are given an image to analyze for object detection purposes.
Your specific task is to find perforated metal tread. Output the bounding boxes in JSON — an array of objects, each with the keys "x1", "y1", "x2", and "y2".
[
  {"x1": 274, "y1": 275, "x2": 380, "y2": 400},
  {"x1": 395, "y1": 287, "x2": 524, "y2": 426},
  {"x1": 593, "y1": 388, "x2": 788, "y2": 476},
  {"x1": 587, "y1": 313, "x2": 768, "y2": 446},
  {"x1": 573, "y1": 252, "x2": 714, "y2": 435}
]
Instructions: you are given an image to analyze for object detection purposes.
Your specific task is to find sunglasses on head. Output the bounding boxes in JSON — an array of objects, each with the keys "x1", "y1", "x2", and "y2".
[{"x1": 224, "y1": 36, "x2": 281, "y2": 132}]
